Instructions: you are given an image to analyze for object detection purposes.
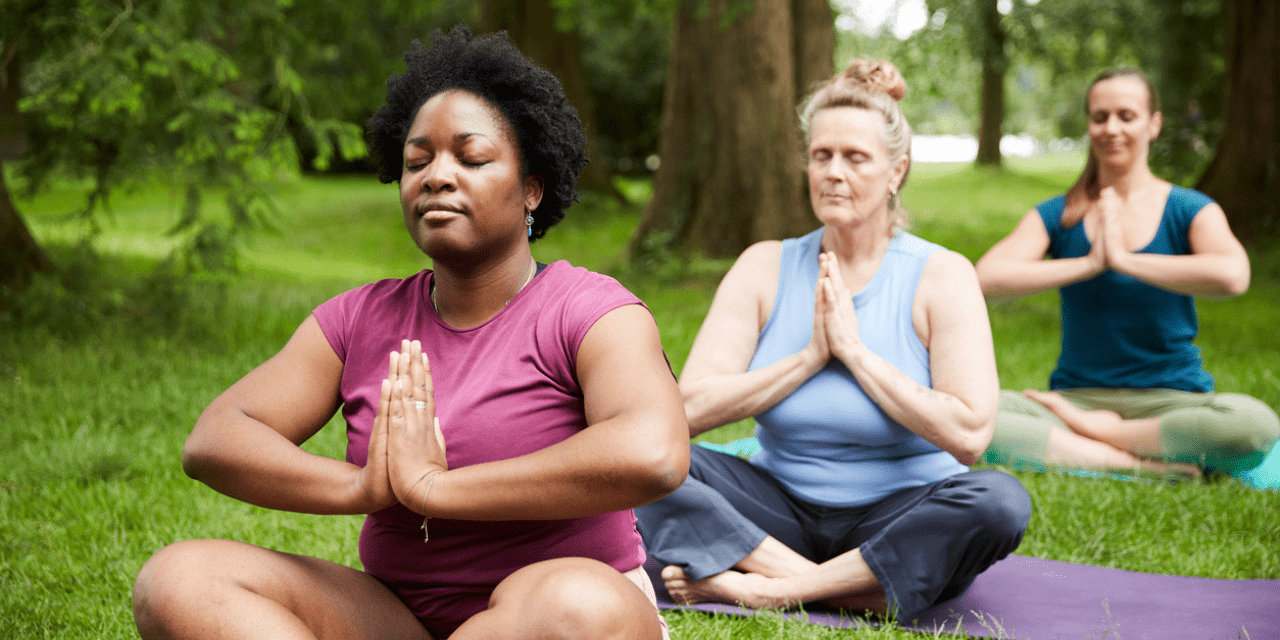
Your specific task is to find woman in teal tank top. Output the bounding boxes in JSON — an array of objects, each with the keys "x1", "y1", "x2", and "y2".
[
  {"x1": 975, "y1": 68, "x2": 1278, "y2": 483},
  {"x1": 635, "y1": 59, "x2": 1029, "y2": 623}
]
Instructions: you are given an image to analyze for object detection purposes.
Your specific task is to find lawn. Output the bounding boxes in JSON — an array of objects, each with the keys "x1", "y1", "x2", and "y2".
[{"x1": 2, "y1": 157, "x2": 1277, "y2": 639}]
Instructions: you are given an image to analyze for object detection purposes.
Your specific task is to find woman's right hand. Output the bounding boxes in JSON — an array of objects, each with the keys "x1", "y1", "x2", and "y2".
[
  {"x1": 805, "y1": 258, "x2": 832, "y2": 367},
  {"x1": 357, "y1": 368, "x2": 399, "y2": 512},
  {"x1": 386, "y1": 340, "x2": 449, "y2": 516}
]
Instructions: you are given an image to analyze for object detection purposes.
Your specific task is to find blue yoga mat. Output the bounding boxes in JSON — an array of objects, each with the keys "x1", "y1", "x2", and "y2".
[{"x1": 647, "y1": 554, "x2": 1280, "y2": 639}]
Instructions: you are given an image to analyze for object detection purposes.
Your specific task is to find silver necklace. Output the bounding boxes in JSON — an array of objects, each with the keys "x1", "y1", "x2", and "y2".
[{"x1": 432, "y1": 259, "x2": 537, "y2": 317}]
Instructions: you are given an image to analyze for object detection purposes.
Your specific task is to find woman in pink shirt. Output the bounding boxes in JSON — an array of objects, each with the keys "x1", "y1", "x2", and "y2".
[{"x1": 132, "y1": 27, "x2": 687, "y2": 640}]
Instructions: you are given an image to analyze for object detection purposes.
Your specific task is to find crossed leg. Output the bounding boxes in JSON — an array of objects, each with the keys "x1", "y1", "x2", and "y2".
[
  {"x1": 1024, "y1": 390, "x2": 1200, "y2": 477},
  {"x1": 659, "y1": 536, "x2": 887, "y2": 613},
  {"x1": 134, "y1": 540, "x2": 663, "y2": 640}
]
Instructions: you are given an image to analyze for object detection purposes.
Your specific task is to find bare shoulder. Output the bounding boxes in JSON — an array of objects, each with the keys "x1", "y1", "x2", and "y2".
[
  {"x1": 717, "y1": 240, "x2": 785, "y2": 326},
  {"x1": 726, "y1": 240, "x2": 784, "y2": 282},
  {"x1": 922, "y1": 248, "x2": 981, "y2": 293},
  {"x1": 916, "y1": 249, "x2": 985, "y2": 331},
  {"x1": 914, "y1": 248, "x2": 993, "y2": 357}
]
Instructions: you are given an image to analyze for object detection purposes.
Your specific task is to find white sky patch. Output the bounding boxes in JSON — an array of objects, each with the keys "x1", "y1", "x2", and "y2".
[{"x1": 833, "y1": 0, "x2": 928, "y2": 40}]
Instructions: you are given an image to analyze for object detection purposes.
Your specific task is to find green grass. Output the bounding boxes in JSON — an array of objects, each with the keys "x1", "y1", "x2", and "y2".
[{"x1": 2, "y1": 158, "x2": 1277, "y2": 639}]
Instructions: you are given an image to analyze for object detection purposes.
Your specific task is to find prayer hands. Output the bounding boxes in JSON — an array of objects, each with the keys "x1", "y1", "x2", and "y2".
[
  {"x1": 1088, "y1": 187, "x2": 1129, "y2": 274},
  {"x1": 816, "y1": 252, "x2": 863, "y2": 364},
  {"x1": 365, "y1": 339, "x2": 448, "y2": 516}
]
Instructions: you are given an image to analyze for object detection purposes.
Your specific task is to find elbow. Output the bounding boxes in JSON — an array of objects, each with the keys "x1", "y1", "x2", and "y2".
[
  {"x1": 1222, "y1": 268, "x2": 1250, "y2": 297},
  {"x1": 951, "y1": 417, "x2": 995, "y2": 466},
  {"x1": 629, "y1": 422, "x2": 690, "y2": 501},
  {"x1": 680, "y1": 389, "x2": 716, "y2": 438},
  {"x1": 973, "y1": 259, "x2": 1006, "y2": 300},
  {"x1": 650, "y1": 436, "x2": 691, "y2": 497},
  {"x1": 180, "y1": 422, "x2": 218, "y2": 483},
  {"x1": 952, "y1": 448, "x2": 982, "y2": 467},
  {"x1": 1209, "y1": 255, "x2": 1251, "y2": 297},
  {"x1": 180, "y1": 438, "x2": 208, "y2": 482}
]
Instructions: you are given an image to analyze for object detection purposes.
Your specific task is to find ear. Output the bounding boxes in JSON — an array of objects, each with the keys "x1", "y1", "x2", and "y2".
[
  {"x1": 889, "y1": 155, "x2": 909, "y2": 193},
  {"x1": 1149, "y1": 110, "x2": 1163, "y2": 141},
  {"x1": 523, "y1": 175, "x2": 545, "y2": 212}
]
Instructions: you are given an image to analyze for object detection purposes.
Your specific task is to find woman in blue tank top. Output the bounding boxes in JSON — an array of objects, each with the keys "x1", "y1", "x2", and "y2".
[
  {"x1": 635, "y1": 60, "x2": 1030, "y2": 623},
  {"x1": 975, "y1": 68, "x2": 1278, "y2": 482}
]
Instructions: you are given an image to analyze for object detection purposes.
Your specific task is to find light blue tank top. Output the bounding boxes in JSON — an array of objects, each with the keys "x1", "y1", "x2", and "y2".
[{"x1": 748, "y1": 228, "x2": 968, "y2": 508}]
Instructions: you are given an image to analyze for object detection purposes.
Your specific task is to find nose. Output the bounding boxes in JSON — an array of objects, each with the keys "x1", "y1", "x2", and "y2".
[
  {"x1": 421, "y1": 157, "x2": 456, "y2": 193},
  {"x1": 1101, "y1": 115, "x2": 1120, "y2": 134},
  {"x1": 823, "y1": 156, "x2": 845, "y2": 182}
]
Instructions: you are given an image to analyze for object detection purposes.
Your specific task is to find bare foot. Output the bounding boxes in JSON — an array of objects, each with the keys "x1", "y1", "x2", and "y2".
[
  {"x1": 1135, "y1": 459, "x2": 1202, "y2": 480},
  {"x1": 1023, "y1": 389, "x2": 1124, "y2": 440},
  {"x1": 660, "y1": 566, "x2": 794, "y2": 609}
]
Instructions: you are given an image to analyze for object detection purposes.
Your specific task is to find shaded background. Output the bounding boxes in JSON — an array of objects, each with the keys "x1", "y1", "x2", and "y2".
[{"x1": 1, "y1": 0, "x2": 1276, "y2": 287}]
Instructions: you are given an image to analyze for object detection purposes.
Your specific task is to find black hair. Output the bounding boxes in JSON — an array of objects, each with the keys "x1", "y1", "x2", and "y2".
[{"x1": 366, "y1": 26, "x2": 587, "y2": 241}]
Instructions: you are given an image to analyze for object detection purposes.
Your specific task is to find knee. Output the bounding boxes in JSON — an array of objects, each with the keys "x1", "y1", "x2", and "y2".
[
  {"x1": 133, "y1": 540, "x2": 215, "y2": 636},
  {"x1": 501, "y1": 559, "x2": 661, "y2": 640},
  {"x1": 1202, "y1": 394, "x2": 1280, "y2": 454},
  {"x1": 962, "y1": 471, "x2": 1032, "y2": 542}
]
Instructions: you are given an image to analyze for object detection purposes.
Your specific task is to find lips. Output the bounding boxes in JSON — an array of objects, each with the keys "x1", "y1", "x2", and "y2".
[{"x1": 416, "y1": 201, "x2": 466, "y2": 219}]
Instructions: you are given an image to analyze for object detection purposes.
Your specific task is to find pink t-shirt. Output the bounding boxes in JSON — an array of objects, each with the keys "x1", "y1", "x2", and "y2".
[{"x1": 313, "y1": 261, "x2": 647, "y2": 591}]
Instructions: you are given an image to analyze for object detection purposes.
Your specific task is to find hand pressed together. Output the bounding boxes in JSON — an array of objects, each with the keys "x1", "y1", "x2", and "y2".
[
  {"x1": 816, "y1": 251, "x2": 864, "y2": 365},
  {"x1": 364, "y1": 339, "x2": 449, "y2": 516},
  {"x1": 1088, "y1": 187, "x2": 1133, "y2": 275}
]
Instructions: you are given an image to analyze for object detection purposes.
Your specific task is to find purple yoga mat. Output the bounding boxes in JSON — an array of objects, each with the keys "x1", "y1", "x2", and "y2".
[{"x1": 646, "y1": 554, "x2": 1280, "y2": 639}]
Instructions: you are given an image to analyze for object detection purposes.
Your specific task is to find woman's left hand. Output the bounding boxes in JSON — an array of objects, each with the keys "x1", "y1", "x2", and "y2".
[
  {"x1": 386, "y1": 339, "x2": 449, "y2": 515},
  {"x1": 817, "y1": 252, "x2": 863, "y2": 364}
]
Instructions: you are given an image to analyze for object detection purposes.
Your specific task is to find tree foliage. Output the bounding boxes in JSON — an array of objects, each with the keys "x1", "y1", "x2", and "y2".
[{"x1": 0, "y1": 0, "x2": 482, "y2": 287}]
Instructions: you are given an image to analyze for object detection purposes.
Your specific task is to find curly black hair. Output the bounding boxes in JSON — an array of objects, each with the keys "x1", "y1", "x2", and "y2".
[{"x1": 366, "y1": 26, "x2": 587, "y2": 241}]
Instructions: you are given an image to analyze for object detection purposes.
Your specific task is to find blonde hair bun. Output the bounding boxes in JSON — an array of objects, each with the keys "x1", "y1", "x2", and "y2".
[{"x1": 837, "y1": 60, "x2": 906, "y2": 102}]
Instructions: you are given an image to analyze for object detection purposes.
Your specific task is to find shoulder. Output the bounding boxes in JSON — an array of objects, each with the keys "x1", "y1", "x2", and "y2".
[
  {"x1": 919, "y1": 247, "x2": 982, "y2": 304},
  {"x1": 891, "y1": 231, "x2": 944, "y2": 258},
  {"x1": 533, "y1": 262, "x2": 645, "y2": 355},
  {"x1": 542, "y1": 261, "x2": 638, "y2": 304},
  {"x1": 1035, "y1": 194, "x2": 1068, "y2": 228},
  {"x1": 317, "y1": 272, "x2": 428, "y2": 355},
  {"x1": 1167, "y1": 185, "x2": 1216, "y2": 219},
  {"x1": 713, "y1": 239, "x2": 786, "y2": 297},
  {"x1": 313, "y1": 272, "x2": 428, "y2": 338}
]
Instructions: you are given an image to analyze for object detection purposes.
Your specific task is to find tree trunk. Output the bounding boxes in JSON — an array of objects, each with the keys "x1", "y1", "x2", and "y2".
[
  {"x1": 0, "y1": 161, "x2": 54, "y2": 289},
  {"x1": 479, "y1": 0, "x2": 613, "y2": 193},
  {"x1": 1, "y1": 44, "x2": 51, "y2": 290},
  {"x1": 974, "y1": 0, "x2": 1005, "y2": 167},
  {"x1": 1196, "y1": 0, "x2": 1278, "y2": 244},
  {"x1": 630, "y1": 0, "x2": 832, "y2": 259}
]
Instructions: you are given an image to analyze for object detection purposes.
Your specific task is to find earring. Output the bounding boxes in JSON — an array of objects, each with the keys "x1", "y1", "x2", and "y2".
[
  {"x1": 888, "y1": 187, "x2": 898, "y2": 210},
  {"x1": 525, "y1": 210, "x2": 534, "y2": 238}
]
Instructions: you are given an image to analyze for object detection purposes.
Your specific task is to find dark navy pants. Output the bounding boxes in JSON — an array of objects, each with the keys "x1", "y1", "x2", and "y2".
[{"x1": 635, "y1": 446, "x2": 1032, "y2": 622}]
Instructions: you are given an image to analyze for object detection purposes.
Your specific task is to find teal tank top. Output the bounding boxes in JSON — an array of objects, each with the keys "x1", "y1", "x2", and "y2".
[
  {"x1": 748, "y1": 228, "x2": 969, "y2": 508},
  {"x1": 1041, "y1": 186, "x2": 1213, "y2": 392}
]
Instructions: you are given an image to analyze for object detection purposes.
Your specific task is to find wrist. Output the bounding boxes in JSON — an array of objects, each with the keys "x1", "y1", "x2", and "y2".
[
  {"x1": 350, "y1": 464, "x2": 392, "y2": 515},
  {"x1": 417, "y1": 470, "x2": 445, "y2": 542},
  {"x1": 799, "y1": 343, "x2": 828, "y2": 374},
  {"x1": 833, "y1": 339, "x2": 870, "y2": 371},
  {"x1": 1107, "y1": 249, "x2": 1135, "y2": 276}
]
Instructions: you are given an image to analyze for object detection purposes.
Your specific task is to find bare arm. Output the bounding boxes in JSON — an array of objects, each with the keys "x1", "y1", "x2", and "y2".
[
  {"x1": 406, "y1": 304, "x2": 690, "y2": 521},
  {"x1": 1105, "y1": 202, "x2": 1250, "y2": 297},
  {"x1": 821, "y1": 251, "x2": 998, "y2": 464},
  {"x1": 976, "y1": 208, "x2": 1106, "y2": 299},
  {"x1": 678, "y1": 241, "x2": 829, "y2": 436},
  {"x1": 182, "y1": 315, "x2": 395, "y2": 515}
]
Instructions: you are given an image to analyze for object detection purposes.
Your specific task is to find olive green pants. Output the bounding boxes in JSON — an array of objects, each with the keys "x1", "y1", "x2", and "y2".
[{"x1": 983, "y1": 387, "x2": 1280, "y2": 476}]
